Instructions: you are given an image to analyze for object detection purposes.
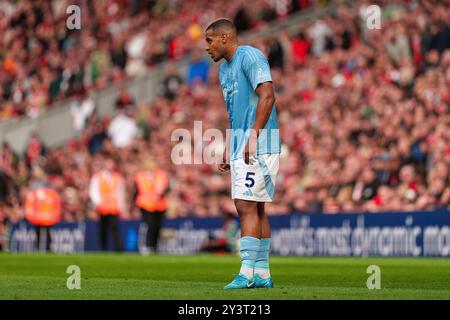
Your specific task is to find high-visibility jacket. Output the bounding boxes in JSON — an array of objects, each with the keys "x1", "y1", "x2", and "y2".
[
  {"x1": 25, "y1": 188, "x2": 61, "y2": 227},
  {"x1": 92, "y1": 171, "x2": 124, "y2": 215},
  {"x1": 135, "y1": 168, "x2": 169, "y2": 212}
]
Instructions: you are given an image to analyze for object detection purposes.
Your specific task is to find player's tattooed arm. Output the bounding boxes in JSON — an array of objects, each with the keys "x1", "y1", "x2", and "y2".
[
  {"x1": 219, "y1": 120, "x2": 231, "y2": 172},
  {"x1": 243, "y1": 82, "x2": 275, "y2": 164},
  {"x1": 253, "y1": 82, "x2": 276, "y2": 135}
]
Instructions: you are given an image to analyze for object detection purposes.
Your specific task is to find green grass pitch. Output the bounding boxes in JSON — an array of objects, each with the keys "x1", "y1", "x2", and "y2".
[{"x1": 1, "y1": 253, "x2": 450, "y2": 299}]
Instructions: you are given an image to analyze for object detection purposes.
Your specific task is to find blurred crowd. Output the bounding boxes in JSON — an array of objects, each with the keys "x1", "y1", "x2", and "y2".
[
  {"x1": 0, "y1": 0, "x2": 310, "y2": 120},
  {"x1": 1, "y1": 0, "x2": 450, "y2": 226}
]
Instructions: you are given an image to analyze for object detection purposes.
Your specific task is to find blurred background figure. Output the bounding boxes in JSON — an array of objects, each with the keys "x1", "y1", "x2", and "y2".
[
  {"x1": 1, "y1": 142, "x2": 18, "y2": 178},
  {"x1": 0, "y1": 206, "x2": 8, "y2": 251},
  {"x1": 200, "y1": 212, "x2": 239, "y2": 254},
  {"x1": 187, "y1": 47, "x2": 210, "y2": 87},
  {"x1": 107, "y1": 105, "x2": 139, "y2": 149},
  {"x1": 24, "y1": 166, "x2": 61, "y2": 252},
  {"x1": 89, "y1": 155, "x2": 125, "y2": 251},
  {"x1": 161, "y1": 64, "x2": 183, "y2": 101},
  {"x1": 70, "y1": 92, "x2": 95, "y2": 137},
  {"x1": 134, "y1": 158, "x2": 170, "y2": 254},
  {"x1": 24, "y1": 134, "x2": 46, "y2": 169},
  {"x1": 0, "y1": 143, "x2": 17, "y2": 210}
]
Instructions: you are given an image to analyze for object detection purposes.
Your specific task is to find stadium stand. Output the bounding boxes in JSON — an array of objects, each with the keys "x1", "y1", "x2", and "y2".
[
  {"x1": 0, "y1": 0, "x2": 309, "y2": 120},
  {"x1": 0, "y1": 0, "x2": 449, "y2": 225}
]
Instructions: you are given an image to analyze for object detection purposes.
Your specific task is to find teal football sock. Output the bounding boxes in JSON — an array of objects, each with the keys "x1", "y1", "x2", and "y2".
[
  {"x1": 255, "y1": 238, "x2": 271, "y2": 278},
  {"x1": 239, "y1": 236, "x2": 260, "y2": 279}
]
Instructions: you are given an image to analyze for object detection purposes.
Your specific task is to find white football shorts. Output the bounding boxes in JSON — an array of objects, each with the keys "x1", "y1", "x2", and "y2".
[{"x1": 230, "y1": 153, "x2": 280, "y2": 202}]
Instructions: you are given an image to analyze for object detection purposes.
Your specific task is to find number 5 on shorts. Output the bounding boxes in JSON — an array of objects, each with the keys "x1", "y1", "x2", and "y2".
[{"x1": 245, "y1": 172, "x2": 255, "y2": 188}]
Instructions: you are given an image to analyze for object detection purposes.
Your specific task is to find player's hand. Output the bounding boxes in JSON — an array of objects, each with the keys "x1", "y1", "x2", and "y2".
[
  {"x1": 218, "y1": 149, "x2": 230, "y2": 172},
  {"x1": 218, "y1": 163, "x2": 230, "y2": 172},
  {"x1": 243, "y1": 134, "x2": 257, "y2": 165}
]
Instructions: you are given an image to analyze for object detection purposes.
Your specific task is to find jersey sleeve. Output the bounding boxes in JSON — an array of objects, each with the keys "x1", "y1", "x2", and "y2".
[{"x1": 242, "y1": 49, "x2": 272, "y2": 90}]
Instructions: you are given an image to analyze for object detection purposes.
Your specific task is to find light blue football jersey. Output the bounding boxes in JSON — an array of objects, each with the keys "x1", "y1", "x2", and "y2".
[{"x1": 219, "y1": 45, "x2": 281, "y2": 160}]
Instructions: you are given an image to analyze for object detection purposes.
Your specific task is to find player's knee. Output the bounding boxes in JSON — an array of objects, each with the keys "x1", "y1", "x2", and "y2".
[{"x1": 234, "y1": 199, "x2": 257, "y2": 216}]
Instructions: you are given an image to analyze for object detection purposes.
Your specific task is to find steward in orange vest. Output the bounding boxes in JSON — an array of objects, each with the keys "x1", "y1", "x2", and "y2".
[
  {"x1": 134, "y1": 168, "x2": 169, "y2": 212},
  {"x1": 25, "y1": 187, "x2": 61, "y2": 252},
  {"x1": 90, "y1": 170, "x2": 125, "y2": 215},
  {"x1": 89, "y1": 157, "x2": 124, "y2": 251},
  {"x1": 134, "y1": 165, "x2": 169, "y2": 254}
]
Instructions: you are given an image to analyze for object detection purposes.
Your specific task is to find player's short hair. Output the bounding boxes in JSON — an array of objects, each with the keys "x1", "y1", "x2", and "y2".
[{"x1": 206, "y1": 19, "x2": 237, "y2": 35}]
